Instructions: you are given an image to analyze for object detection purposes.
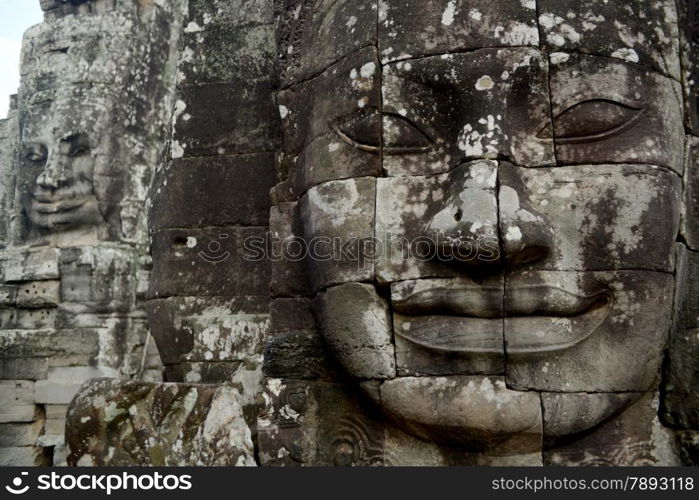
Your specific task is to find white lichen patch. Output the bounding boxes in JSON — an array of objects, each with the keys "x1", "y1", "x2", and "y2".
[
  {"x1": 494, "y1": 22, "x2": 539, "y2": 46},
  {"x1": 360, "y1": 62, "x2": 376, "y2": 78},
  {"x1": 611, "y1": 47, "x2": 640, "y2": 63},
  {"x1": 550, "y1": 52, "x2": 570, "y2": 65},
  {"x1": 457, "y1": 115, "x2": 504, "y2": 159},
  {"x1": 505, "y1": 226, "x2": 522, "y2": 242},
  {"x1": 475, "y1": 75, "x2": 494, "y2": 91},
  {"x1": 441, "y1": 1, "x2": 457, "y2": 26},
  {"x1": 184, "y1": 22, "x2": 203, "y2": 33}
]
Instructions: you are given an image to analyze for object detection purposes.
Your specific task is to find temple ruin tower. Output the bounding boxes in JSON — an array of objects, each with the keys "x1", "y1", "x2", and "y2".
[{"x1": 0, "y1": 0, "x2": 183, "y2": 465}]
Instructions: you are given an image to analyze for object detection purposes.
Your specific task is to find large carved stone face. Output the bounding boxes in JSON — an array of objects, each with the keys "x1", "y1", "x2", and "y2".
[
  {"x1": 18, "y1": 94, "x2": 116, "y2": 244},
  {"x1": 280, "y1": 0, "x2": 684, "y2": 450}
]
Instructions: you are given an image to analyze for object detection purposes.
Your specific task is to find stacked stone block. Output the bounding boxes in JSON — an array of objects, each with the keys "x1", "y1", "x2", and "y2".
[{"x1": 144, "y1": 0, "x2": 281, "y2": 451}]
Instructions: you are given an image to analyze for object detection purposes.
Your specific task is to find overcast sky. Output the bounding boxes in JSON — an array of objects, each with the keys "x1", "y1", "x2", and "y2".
[{"x1": 0, "y1": 1, "x2": 44, "y2": 118}]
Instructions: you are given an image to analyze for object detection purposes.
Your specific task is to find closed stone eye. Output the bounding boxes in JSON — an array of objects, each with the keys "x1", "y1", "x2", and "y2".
[
  {"x1": 538, "y1": 99, "x2": 643, "y2": 144},
  {"x1": 22, "y1": 144, "x2": 47, "y2": 165},
  {"x1": 332, "y1": 112, "x2": 432, "y2": 154},
  {"x1": 382, "y1": 113, "x2": 432, "y2": 154},
  {"x1": 332, "y1": 112, "x2": 381, "y2": 153}
]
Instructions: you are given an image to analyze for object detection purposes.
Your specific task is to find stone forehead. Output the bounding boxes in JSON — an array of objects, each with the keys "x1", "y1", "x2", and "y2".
[
  {"x1": 20, "y1": 88, "x2": 118, "y2": 140},
  {"x1": 20, "y1": 8, "x2": 166, "y2": 106},
  {"x1": 280, "y1": 0, "x2": 680, "y2": 82}
]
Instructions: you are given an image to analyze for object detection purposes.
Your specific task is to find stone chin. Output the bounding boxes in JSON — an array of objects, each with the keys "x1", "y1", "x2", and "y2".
[
  {"x1": 364, "y1": 377, "x2": 640, "y2": 451},
  {"x1": 373, "y1": 376, "x2": 542, "y2": 450},
  {"x1": 317, "y1": 280, "x2": 650, "y2": 450}
]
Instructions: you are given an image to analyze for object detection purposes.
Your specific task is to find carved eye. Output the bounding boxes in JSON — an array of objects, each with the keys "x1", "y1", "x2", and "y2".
[
  {"x1": 539, "y1": 99, "x2": 643, "y2": 144},
  {"x1": 332, "y1": 112, "x2": 432, "y2": 154},
  {"x1": 70, "y1": 145, "x2": 90, "y2": 157},
  {"x1": 64, "y1": 133, "x2": 91, "y2": 157},
  {"x1": 382, "y1": 113, "x2": 432, "y2": 154},
  {"x1": 22, "y1": 144, "x2": 47, "y2": 165},
  {"x1": 332, "y1": 112, "x2": 381, "y2": 153}
]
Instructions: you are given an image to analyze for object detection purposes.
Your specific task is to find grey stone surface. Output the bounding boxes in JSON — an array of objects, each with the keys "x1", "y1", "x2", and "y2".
[
  {"x1": 680, "y1": 1, "x2": 699, "y2": 133},
  {"x1": 298, "y1": 177, "x2": 375, "y2": 291},
  {"x1": 148, "y1": 226, "x2": 270, "y2": 299},
  {"x1": 378, "y1": 0, "x2": 539, "y2": 63},
  {"x1": 499, "y1": 163, "x2": 681, "y2": 272},
  {"x1": 149, "y1": 154, "x2": 275, "y2": 231},
  {"x1": 315, "y1": 283, "x2": 395, "y2": 380},
  {"x1": 2, "y1": 0, "x2": 696, "y2": 468},
  {"x1": 278, "y1": 46, "x2": 381, "y2": 160},
  {"x1": 171, "y1": 80, "x2": 280, "y2": 158},
  {"x1": 549, "y1": 54, "x2": 684, "y2": 174},
  {"x1": 663, "y1": 245, "x2": 699, "y2": 429},
  {"x1": 505, "y1": 271, "x2": 673, "y2": 392},
  {"x1": 545, "y1": 392, "x2": 680, "y2": 466},
  {"x1": 382, "y1": 49, "x2": 554, "y2": 175},
  {"x1": 146, "y1": 296, "x2": 269, "y2": 365},
  {"x1": 263, "y1": 298, "x2": 338, "y2": 380},
  {"x1": 268, "y1": 202, "x2": 311, "y2": 298},
  {"x1": 681, "y1": 137, "x2": 699, "y2": 250},
  {"x1": 542, "y1": 392, "x2": 640, "y2": 441},
  {"x1": 538, "y1": 0, "x2": 681, "y2": 79},
  {"x1": 380, "y1": 376, "x2": 542, "y2": 450},
  {"x1": 258, "y1": 378, "x2": 385, "y2": 466},
  {"x1": 0, "y1": 0, "x2": 181, "y2": 466},
  {"x1": 375, "y1": 161, "x2": 501, "y2": 282},
  {"x1": 276, "y1": 0, "x2": 378, "y2": 86}
]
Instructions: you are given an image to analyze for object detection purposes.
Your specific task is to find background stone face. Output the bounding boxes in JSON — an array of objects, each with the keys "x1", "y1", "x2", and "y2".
[{"x1": 0, "y1": 0, "x2": 183, "y2": 466}]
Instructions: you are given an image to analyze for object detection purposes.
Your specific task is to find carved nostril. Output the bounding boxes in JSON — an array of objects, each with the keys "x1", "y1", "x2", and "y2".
[{"x1": 454, "y1": 209, "x2": 462, "y2": 222}]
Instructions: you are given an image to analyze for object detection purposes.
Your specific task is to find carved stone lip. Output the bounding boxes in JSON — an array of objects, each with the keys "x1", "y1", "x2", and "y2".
[
  {"x1": 31, "y1": 196, "x2": 88, "y2": 214},
  {"x1": 392, "y1": 282, "x2": 612, "y2": 355},
  {"x1": 391, "y1": 282, "x2": 503, "y2": 317}
]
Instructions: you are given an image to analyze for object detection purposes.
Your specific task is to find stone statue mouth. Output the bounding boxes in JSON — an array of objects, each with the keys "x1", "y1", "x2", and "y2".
[
  {"x1": 31, "y1": 194, "x2": 88, "y2": 214},
  {"x1": 392, "y1": 283, "x2": 612, "y2": 356}
]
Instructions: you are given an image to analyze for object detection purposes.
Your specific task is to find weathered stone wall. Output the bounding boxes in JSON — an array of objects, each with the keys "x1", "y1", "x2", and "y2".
[
  {"x1": 661, "y1": 0, "x2": 699, "y2": 466},
  {"x1": 142, "y1": 0, "x2": 280, "y2": 452},
  {"x1": 0, "y1": 0, "x2": 183, "y2": 465}
]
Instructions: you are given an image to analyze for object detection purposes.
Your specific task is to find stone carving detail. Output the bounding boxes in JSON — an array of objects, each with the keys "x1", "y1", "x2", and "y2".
[
  {"x1": 66, "y1": 378, "x2": 255, "y2": 466},
  {"x1": 0, "y1": 0, "x2": 695, "y2": 467},
  {"x1": 258, "y1": 0, "x2": 691, "y2": 466}
]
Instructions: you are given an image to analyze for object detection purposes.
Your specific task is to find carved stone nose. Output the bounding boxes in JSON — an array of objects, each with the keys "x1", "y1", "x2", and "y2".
[
  {"x1": 424, "y1": 160, "x2": 554, "y2": 271},
  {"x1": 424, "y1": 160, "x2": 501, "y2": 268},
  {"x1": 36, "y1": 155, "x2": 68, "y2": 189},
  {"x1": 499, "y1": 184, "x2": 555, "y2": 267}
]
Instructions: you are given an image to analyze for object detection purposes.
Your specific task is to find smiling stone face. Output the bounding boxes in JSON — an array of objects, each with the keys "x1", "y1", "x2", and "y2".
[
  {"x1": 18, "y1": 94, "x2": 115, "y2": 246},
  {"x1": 266, "y1": 0, "x2": 686, "y2": 464}
]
